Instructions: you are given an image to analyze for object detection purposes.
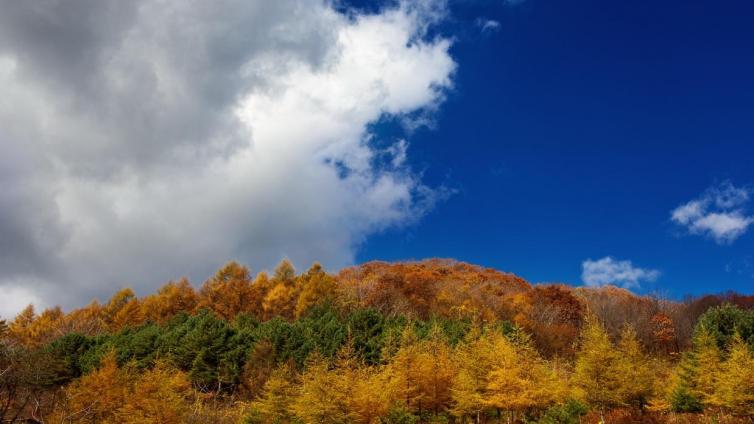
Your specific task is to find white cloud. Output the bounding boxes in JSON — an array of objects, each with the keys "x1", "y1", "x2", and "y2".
[
  {"x1": 0, "y1": 0, "x2": 456, "y2": 310},
  {"x1": 581, "y1": 256, "x2": 660, "y2": 289},
  {"x1": 671, "y1": 182, "x2": 753, "y2": 244},
  {"x1": 476, "y1": 19, "x2": 501, "y2": 34}
]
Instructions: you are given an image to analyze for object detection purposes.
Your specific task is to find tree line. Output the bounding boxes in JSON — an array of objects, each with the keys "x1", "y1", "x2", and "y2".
[{"x1": 2, "y1": 259, "x2": 754, "y2": 423}]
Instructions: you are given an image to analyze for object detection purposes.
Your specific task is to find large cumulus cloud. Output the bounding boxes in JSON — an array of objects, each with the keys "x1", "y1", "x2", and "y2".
[{"x1": 0, "y1": 0, "x2": 456, "y2": 316}]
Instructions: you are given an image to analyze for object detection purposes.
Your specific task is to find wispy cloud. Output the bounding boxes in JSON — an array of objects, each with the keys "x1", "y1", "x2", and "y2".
[
  {"x1": 581, "y1": 256, "x2": 660, "y2": 289},
  {"x1": 671, "y1": 182, "x2": 753, "y2": 244},
  {"x1": 476, "y1": 18, "x2": 501, "y2": 34}
]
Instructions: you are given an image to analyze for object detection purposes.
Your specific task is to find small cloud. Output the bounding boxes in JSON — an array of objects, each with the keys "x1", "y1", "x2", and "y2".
[
  {"x1": 581, "y1": 256, "x2": 660, "y2": 289},
  {"x1": 671, "y1": 182, "x2": 753, "y2": 244},
  {"x1": 475, "y1": 18, "x2": 501, "y2": 34}
]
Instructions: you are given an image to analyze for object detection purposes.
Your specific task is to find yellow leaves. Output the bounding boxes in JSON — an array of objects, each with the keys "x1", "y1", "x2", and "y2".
[
  {"x1": 349, "y1": 366, "x2": 393, "y2": 424},
  {"x1": 692, "y1": 326, "x2": 723, "y2": 406},
  {"x1": 713, "y1": 333, "x2": 754, "y2": 416},
  {"x1": 574, "y1": 318, "x2": 657, "y2": 412},
  {"x1": 56, "y1": 350, "x2": 129, "y2": 422},
  {"x1": 292, "y1": 352, "x2": 352, "y2": 424},
  {"x1": 262, "y1": 282, "x2": 297, "y2": 320},
  {"x1": 295, "y1": 263, "x2": 339, "y2": 318},
  {"x1": 485, "y1": 333, "x2": 565, "y2": 413},
  {"x1": 54, "y1": 351, "x2": 193, "y2": 423},
  {"x1": 614, "y1": 326, "x2": 655, "y2": 410},
  {"x1": 250, "y1": 365, "x2": 298, "y2": 424},
  {"x1": 573, "y1": 317, "x2": 624, "y2": 410},
  {"x1": 386, "y1": 326, "x2": 456, "y2": 414},
  {"x1": 114, "y1": 361, "x2": 192, "y2": 424}
]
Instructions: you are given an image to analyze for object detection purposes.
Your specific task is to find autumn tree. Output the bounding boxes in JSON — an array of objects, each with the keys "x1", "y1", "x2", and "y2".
[
  {"x1": 614, "y1": 326, "x2": 655, "y2": 411},
  {"x1": 115, "y1": 360, "x2": 193, "y2": 424},
  {"x1": 485, "y1": 331, "x2": 565, "y2": 421},
  {"x1": 295, "y1": 263, "x2": 339, "y2": 318},
  {"x1": 573, "y1": 317, "x2": 623, "y2": 417},
  {"x1": 8, "y1": 305, "x2": 36, "y2": 346},
  {"x1": 199, "y1": 261, "x2": 257, "y2": 321},
  {"x1": 292, "y1": 351, "x2": 352, "y2": 423},
  {"x1": 141, "y1": 278, "x2": 198, "y2": 324},
  {"x1": 53, "y1": 349, "x2": 129, "y2": 422},
  {"x1": 451, "y1": 328, "x2": 494, "y2": 422},
  {"x1": 713, "y1": 333, "x2": 754, "y2": 416},
  {"x1": 262, "y1": 259, "x2": 299, "y2": 320},
  {"x1": 249, "y1": 364, "x2": 298, "y2": 424}
]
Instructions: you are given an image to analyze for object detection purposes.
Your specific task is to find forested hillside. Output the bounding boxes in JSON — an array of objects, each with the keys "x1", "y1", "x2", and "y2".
[{"x1": 2, "y1": 259, "x2": 754, "y2": 423}]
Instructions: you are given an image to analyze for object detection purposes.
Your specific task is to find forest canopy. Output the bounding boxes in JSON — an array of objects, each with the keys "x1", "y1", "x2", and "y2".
[{"x1": 2, "y1": 258, "x2": 754, "y2": 423}]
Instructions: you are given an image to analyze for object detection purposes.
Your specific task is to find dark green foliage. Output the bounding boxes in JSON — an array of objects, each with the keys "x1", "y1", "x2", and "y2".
[
  {"x1": 695, "y1": 303, "x2": 754, "y2": 349},
  {"x1": 45, "y1": 333, "x2": 93, "y2": 381},
  {"x1": 380, "y1": 406, "x2": 419, "y2": 424},
  {"x1": 37, "y1": 304, "x2": 483, "y2": 394},
  {"x1": 413, "y1": 315, "x2": 472, "y2": 346},
  {"x1": 346, "y1": 308, "x2": 386, "y2": 365},
  {"x1": 670, "y1": 386, "x2": 703, "y2": 413},
  {"x1": 534, "y1": 399, "x2": 588, "y2": 424}
]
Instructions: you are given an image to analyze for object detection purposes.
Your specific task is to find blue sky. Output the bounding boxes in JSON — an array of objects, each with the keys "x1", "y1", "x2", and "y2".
[
  {"x1": 1, "y1": 0, "x2": 752, "y2": 316},
  {"x1": 356, "y1": 0, "x2": 754, "y2": 297}
]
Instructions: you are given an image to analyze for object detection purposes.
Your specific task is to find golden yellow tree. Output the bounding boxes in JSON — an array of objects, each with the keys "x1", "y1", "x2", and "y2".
[
  {"x1": 250, "y1": 365, "x2": 298, "y2": 423},
  {"x1": 573, "y1": 317, "x2": 623, "y2": 416},
  {"x1": 350, "y1": 366, "x2": 394, "y2": 423},
  {"x1": 262, "y1": 259, "x2": 300, "y2": 319},
  {"x1": 115, "y1": 360, "x2": 192, "y2": 423},
  {"x1": 614, "y1": 326, "x2": 655, "y2": 411},
  {"x1": 292, "y1": 352, "x2": 352, "y2": 423},
  {"x1": 692, "y1": 326, "x2": 723, "y2": 408},
  {"x1": 295, "y1": 263, "x2": 338, "y2": 318},
  {"x1": 386, "y1": 326, "x2": 425, "y2": 414},
  {"x1": 451, "y1": 328, "x2": 494, "y2": 421},
  {"x1": 714, "y1": 333, "x2": 754, "y2": 416},
  {"x1": 8, "y1": 305, "x2": 36, "y2": 346},
  {"x1": 55, "y1": 350, "x2": 129, "y2": 422},
  {"x1": 417, "y1": 324, "x2": 457, "y2": 415}
]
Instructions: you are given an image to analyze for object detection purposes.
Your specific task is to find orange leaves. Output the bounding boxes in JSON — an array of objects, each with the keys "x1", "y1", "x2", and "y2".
[
  {"x1": 53, "y1": 351, "x2": 194, "y2": 423},
  {"x1": 651, "y1": 312, "x2": 677, "y2": 353},
  {"x1": 337, "y1": 259, "x2": 533, "y2": 321},
  {"x1": 141, "y1": 278, "x2": 198, "y2": 324},
  {"x1": 199, "y1": 261, "x2": 257, "y2": 321}
]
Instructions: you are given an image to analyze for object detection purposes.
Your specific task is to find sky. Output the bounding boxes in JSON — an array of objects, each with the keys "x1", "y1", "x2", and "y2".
[{"x1": 0, "y1": 0, "x2": 753, "y2": 317}]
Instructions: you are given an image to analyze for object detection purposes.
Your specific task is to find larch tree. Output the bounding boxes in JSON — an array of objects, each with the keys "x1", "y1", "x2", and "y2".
[
  {"x1": 292, "y1": 352, "x2": 352, "y2": 424},
  {"x1": 199, "y1": 261, "x2": 256, "y2": 321},
  {"x1": 295, "y1": 263, "x2": 339, "y2": 318},
  {"x1": 263, "y1": 260, "x2": 300, "y2": 319},
  {"x1": 573, "y1": 317, "x2": 623, "y2": 417},
  {"x1": 140, "y1": 278, "x2": 198, "y2": 324},
  {"x1": 386, "y1": 326, "x2": 425, "y2": 414},
  {"x1": 451, "y1": 328, "x2": 495, "y2": 422},
  {"x1": 54, "y1": 349, "x2": 130, "y2": 422},
  {"x1": 615, "y1": 326, "x2": 655, "y2": 411},
  {"x1": 714, "y1": 332, "x2": 754, "y2": 416},
  {"x1": 8, "y1": 305, "x2": 36, "y2": 346},
  {"x1": 249, "y1": 364, "x2": 298, "y2": 424},
  {"x1": 692, "y1": 326, "x2": 723, "y2": 408},
  {"x1": 115, "y1": 360, "x2": 192, "y2": 424}
]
